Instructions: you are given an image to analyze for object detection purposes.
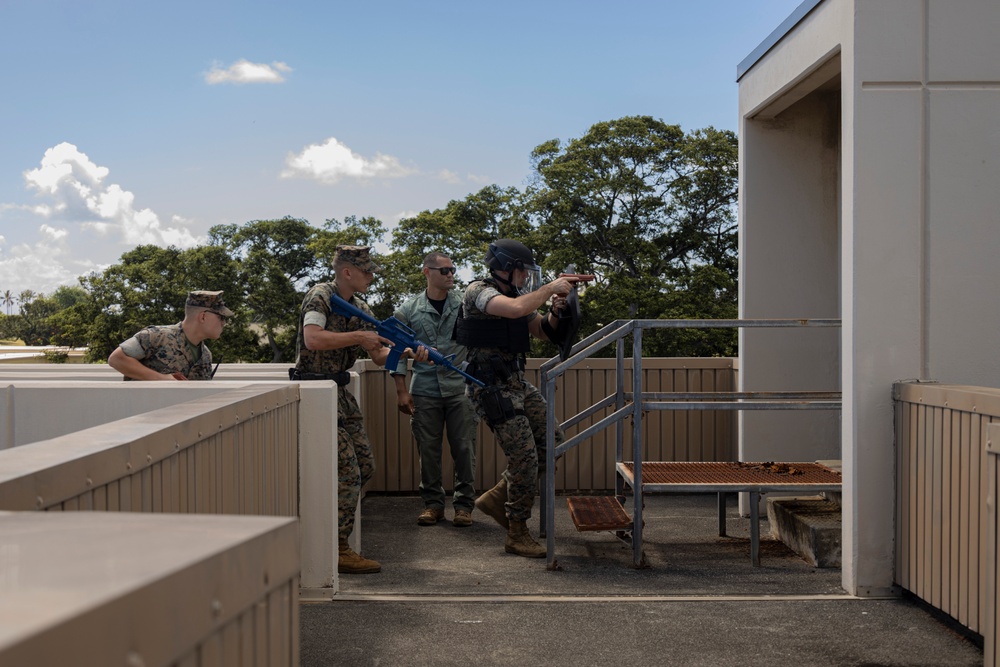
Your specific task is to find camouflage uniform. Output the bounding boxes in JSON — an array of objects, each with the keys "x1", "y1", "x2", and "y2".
[
  {"x1": 118, "y1": 323, "x2": 214, "y2": 380},
  {"x1": 294, "y1": 277, "x2": 378, "y2": 541},
  {"x1": 116, "y1": 289, "x2": 233, "y2": 381},
  {"x1": 462, "y1": 279, "x2": 564, "y2": 522}
]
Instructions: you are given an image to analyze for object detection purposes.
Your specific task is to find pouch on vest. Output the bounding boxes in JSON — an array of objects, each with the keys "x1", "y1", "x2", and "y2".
[{"x1": 480, "y1": 385, "x2": 517, "y2": 427}]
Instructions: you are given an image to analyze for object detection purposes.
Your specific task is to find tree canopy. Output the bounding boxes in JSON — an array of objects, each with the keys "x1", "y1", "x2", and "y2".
[{"x1": 4, "y1": 116, "x2": 739, "y2": 361}]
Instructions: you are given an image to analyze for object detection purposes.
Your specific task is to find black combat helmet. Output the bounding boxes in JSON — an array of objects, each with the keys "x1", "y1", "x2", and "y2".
[
  {"x1": 485, "y1": 239, "x2": 535, "y2": 272},
  {"x1": 485, "y1": 239, "x2": 542, "y2": 295}
]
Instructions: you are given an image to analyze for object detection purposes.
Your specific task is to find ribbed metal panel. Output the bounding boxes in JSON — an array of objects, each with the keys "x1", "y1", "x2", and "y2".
[
  {"x1": 0, "y1": 385, "x2": 300, "y2": 520},
  {"x1": 363, "y1": 357, "x2": 737, "y2": 493},
  {"x1": 0, "y1": 513, "x2": 299, "y2": 667},
  {"x1": 894, "y1": 381, "x2": 1000, "y2": 638},
  {"x1": 986, "y1": 423, "x2": 1000, "y2": 667}
]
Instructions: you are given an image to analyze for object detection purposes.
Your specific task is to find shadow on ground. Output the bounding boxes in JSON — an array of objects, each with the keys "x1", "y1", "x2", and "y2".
[{"x1": 301, "y1": 493, "x2": 983, "y2": 667}]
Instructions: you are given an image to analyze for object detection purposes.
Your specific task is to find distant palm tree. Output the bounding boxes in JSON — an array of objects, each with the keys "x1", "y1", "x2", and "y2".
[{"x1": 1, "y1": 290, "x2": 12, "y2": 316}]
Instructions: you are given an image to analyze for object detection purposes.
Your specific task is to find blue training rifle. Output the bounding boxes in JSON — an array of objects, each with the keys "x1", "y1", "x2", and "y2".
[{"x1": 330, "y1": 293, "x2": 486, "y2": 388}]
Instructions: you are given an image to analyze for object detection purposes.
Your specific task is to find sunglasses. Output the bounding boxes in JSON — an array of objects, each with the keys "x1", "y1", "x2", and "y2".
[
  {"x1": 207, "y1": 311, "x2": 229, "y2": 324},
  {"x1": 428, "y1": 266, "x2": 457, "y2": 276}
]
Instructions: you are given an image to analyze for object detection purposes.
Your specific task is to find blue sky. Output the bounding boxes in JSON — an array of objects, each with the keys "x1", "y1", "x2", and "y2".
[{"x1": 0, "y1": 0, "x2": 803, "y2": 301}]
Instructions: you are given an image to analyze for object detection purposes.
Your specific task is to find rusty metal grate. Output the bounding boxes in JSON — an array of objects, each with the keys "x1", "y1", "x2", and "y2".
[
  {"x1": 621, "y1": 461, "x2": 842, "y2": 486},
  {"x1": 566, "y1": 496, "x2": 632, "y2": 532}
]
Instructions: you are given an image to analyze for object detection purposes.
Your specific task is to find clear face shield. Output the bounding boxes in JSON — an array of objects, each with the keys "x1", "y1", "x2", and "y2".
[{"x1": 517, "y1": 264, "x2": 543, "y2": 296}]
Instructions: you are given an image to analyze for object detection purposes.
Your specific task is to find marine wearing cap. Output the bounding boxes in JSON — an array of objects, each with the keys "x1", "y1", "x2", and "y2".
[
  {"x1": 186, "y1": 290, "x2": 234, "y2": 317},
  {"x1": 335, "y1": 246, "x2": 382, "y2": 273}
]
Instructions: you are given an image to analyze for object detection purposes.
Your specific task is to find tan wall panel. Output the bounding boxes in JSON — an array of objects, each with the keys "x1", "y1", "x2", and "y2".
[
  {"x1": 0, "y1": 513, "x2": 299, "y2": 667},
  {"x1": 895, "y1": 381, "x2": 1000, "y2": 636},
  {"x1": 0, "y1": 386, "x2": 299, "y2": 522},
  {"x1": 361, "y1": 358, "x2": 737, "y2": 493},
  {"x1": 986, "y1": 423, "x2": 1000, "y2": 667}
]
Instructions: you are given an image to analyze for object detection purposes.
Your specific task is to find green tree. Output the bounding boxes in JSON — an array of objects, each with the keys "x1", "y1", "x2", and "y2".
[
  {"x1": 49, "y1": 285, "x2": 88, "y2": 310},
  {"x1": 210, "y1": 217, "x2": 325, "y2": 362},
  {"x1": 314, "y1": 215, "x2": 396, "y2": 318},
  {"x1": 78, "y1": 244, "x2": 257, "y2": 363},
  {"x1": 526, "y1": 116, "x2": 739, "y2": 356},
  {"x1": 1, "y1": 290, "x2": 13, "y2": 315},
  {"x1": 383, "y1": 185, "x2": 533, "y2": 315},
  {"x1": 11, "y1": 293, "x2": 59, "y2": 345},
  {"x1": 390, "y1": 185, "x2": 531, "y2": 278}
]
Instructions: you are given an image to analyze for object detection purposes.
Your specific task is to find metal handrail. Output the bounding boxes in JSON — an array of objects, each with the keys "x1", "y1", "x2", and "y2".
[{"x1": 540, "y1": 317, "x2": 842, "y2": 570}]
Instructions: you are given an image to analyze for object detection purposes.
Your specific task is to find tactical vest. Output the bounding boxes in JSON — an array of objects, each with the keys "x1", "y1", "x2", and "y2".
[{"x1": 454, "y1": 279, "x2": 531, "y2": 353}]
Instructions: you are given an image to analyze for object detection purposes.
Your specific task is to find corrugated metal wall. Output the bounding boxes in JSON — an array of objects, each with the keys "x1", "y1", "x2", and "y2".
[
  {"x1": 0, "y1": 386, "x2": 301, "y2": 666},
  {"x1": 363, "y1": 357, "x2": 737, "y2": 493},
  {"x1": 986, "y1": 423, "x2": 1000, "y2": 667},
  {"x1": 170, "y1": 576, "x2": 299, "y2": 667},
  {"x1": 894, "y1": 381, "x2": 1000, "y2": 637},
  {"x1": 0, "y1": 384, "x2": 300, "y2": 517}
]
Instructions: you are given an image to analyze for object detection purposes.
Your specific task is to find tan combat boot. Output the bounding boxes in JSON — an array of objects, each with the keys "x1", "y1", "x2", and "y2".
[
  {"x1": 504, "y1": 520, "x2": 546, "y2": 558},
  {"x1": 475, "y1": 477, "x2": 509, "y2": 529},
  {"x1": 338, "y1": 538, "x2": 381, "y2": 574}
]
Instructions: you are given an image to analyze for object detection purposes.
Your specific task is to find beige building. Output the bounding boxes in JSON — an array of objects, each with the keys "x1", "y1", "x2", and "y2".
[{"x1": 738, "y1": 0, "x2": 1000, "y2": 596}]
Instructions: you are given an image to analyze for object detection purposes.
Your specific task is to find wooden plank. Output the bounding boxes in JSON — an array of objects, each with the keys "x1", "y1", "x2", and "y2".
[
  {"x1": 898, "y1": 400, "x2": 911, "y2": 589},
  {"x1": 151, "y1": 461, "x2": 162, "y2": 513},
  {"x1": 222, "y1": 427, "x2": 235, "y2": 515},
  {"x1": 919, "y1": 403, "x2": 930, "y2": 600},
  {"x1": 931, "y1": 406, "x2": 943, "y2": 609},
  {"x1": 971, "y1": 414, "x2": 983, "y2": 633},
  {"x1": 959, "y1": 411, "x2": 972, "y2": 626},
  {"x1": 220, "y1": 618, "x2": 240, "y2": 667},
  {"x1": 947, "y1": 409, "x2": 960, "y2": 617}
]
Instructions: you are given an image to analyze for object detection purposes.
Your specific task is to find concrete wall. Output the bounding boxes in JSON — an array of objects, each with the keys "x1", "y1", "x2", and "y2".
[
  {"x1": 0, "y1": 373, "x2": 343, "y2": 598},
  {"x1": 739, "y1": 87, "x2": 842, "y2": 466},
  {"x1": 739, "y1": 0, "x2": 1000, "y2": 596},
  {"x1": 0, "y1": 512, "x2": 300, "y2": 666}
]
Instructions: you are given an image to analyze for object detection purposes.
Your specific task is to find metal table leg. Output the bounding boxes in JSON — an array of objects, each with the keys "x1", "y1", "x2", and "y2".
[
  {"x1": 718, "y1": 492, "x2": 727, "y2": 537},
  {"x1": 750, "y1": 491, "x2": 760, "y2": 566}
]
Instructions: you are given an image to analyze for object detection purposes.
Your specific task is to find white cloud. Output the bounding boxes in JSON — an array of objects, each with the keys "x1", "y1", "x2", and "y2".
[
  {"x1": 39, "y1": 224, "x2": 68, "y2": 241},
  {"x1": 393, "y1": 210, "x2": 419, "y2": 222},
  {"x1": 435, "y1": 169, "x2": 462, "y2": 184},
  {"x1": 23, "y1": 142, "x2": 201, "y2": 248},
  {"x1": 281, "y1": 137, "x2": 416, "y2": 184},
  {"x1": 466, "y1": 173, "x2": 493, "y2": 185},
  {"x1": 431, "y1": 169, "x2": 492, "y2": 185},
  {"x1": 204, "y1": 59, "x2": 292, "y2": 85},
  {"x1": 0, "y1": 234, "x2": 93, "y2": 300},
  {"x1": 0, "y1": 143, "x2": 206, "y2": 300}
]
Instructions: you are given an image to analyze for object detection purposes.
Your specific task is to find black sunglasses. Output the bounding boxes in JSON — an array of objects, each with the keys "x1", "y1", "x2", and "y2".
[{"x1": 428, "y1": 266, "x2": 457, "y2": 275}]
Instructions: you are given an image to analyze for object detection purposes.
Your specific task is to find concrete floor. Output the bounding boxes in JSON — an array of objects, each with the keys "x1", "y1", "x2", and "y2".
[{"x1": 300, "y1": 493, "x2": 983, "y2": 667}]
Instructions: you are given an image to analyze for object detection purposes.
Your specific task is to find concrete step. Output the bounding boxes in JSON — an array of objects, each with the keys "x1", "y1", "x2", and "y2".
[{"x1": 766, "y1": 496, "x2": 841, "y2": 568}]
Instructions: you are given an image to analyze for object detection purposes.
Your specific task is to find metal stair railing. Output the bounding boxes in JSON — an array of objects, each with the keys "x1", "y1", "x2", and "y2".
[{"x1": 539, "y1": 317, "x2": 842, "y2": 571}]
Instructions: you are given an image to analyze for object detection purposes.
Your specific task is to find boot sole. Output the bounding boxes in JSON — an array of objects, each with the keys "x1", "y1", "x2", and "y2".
[
  {"x1": 339, "y1": 566, "x2": 382, "y2": 574},
  {"x1": 474, "y1": 502, "x2": 510, "y2": 529},
  {"x1": 504, "y1": 545, "x2": 546, "y2": 558}
]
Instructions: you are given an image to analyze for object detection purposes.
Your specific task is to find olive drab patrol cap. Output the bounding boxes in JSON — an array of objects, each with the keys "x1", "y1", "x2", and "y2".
[
  {"x1": 186, "y1": 290, "x2": 234, "y2": 317},
  {"x1": 335, "y1": 245, "x2": 382, "y2": 272}
]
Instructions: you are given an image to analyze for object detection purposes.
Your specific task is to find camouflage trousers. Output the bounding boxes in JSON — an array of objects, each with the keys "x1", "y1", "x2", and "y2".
[
  {"x1": 469, "y1": 378, "x2": 563, "y2": 522},
  {"x1": 338, "y1": 388, "x2": 375, "y2": 540}
]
